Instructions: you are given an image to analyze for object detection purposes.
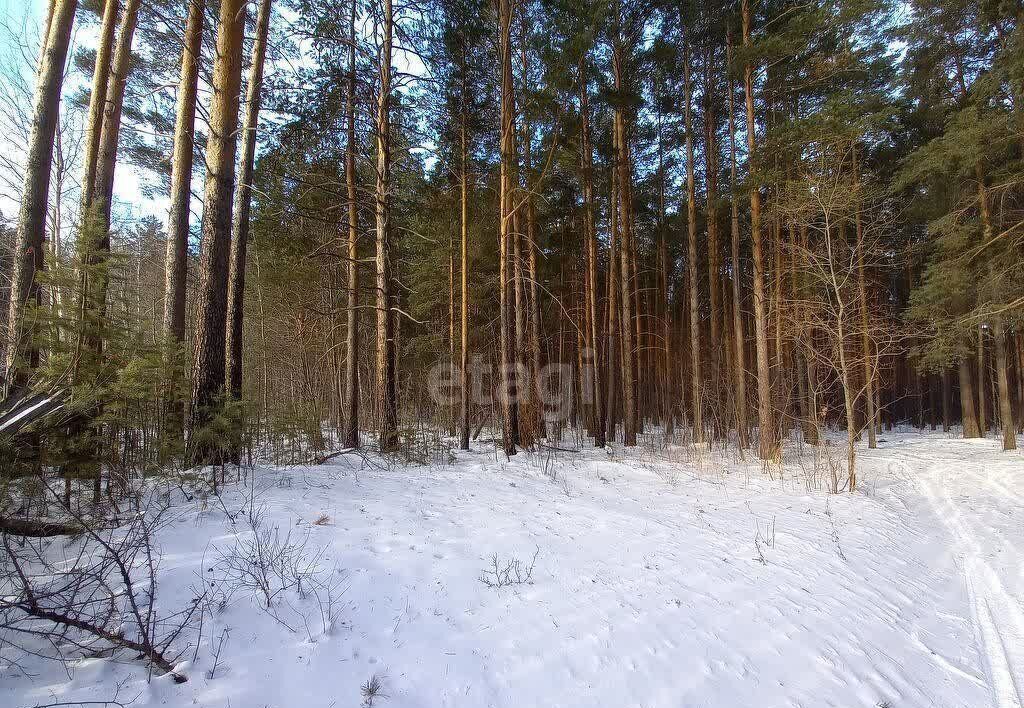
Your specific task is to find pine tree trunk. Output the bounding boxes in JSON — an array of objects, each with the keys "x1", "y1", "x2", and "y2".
[
  {"x1": 512, "y1": 196, "x2": 530, "y2": 443},
  {"x1": 977, "y1": 324, "x2": 987, "y2": 435},
  {"x1": 683, "y1": 36, "x2": 703, "y2": 446},
  {"x1": 162, "y1": 0, "x2": 205, "y2": 439},
  {"x1": 992, "y1": 318, "x2": 1017, "y2": 450},
  {"x1": 655, "y1": 78, "x2": 673, "y2": 436},
  {"x1": 1016, "y1": 333, "x2": 1024, "y2": 434},
  {"x1": 727, "y1": 33, "x2": 748, "y2": 450},
  {"x1": 612, "y1": 38, "x2": 637, "y2": 447},
  {"x1": 497, "y1": 0, "x2": 519, "y2": 454},
  {"x1": 959, "y1": 356, "x2": 981, "y2": 438},
  {"x1": 190, "y1": 0, "x2": 247, "y2": 465},
  {"x1": 458, "y1": 92, "x2": 470, "y2": 450},
  {"x1": 941, "y1": 367, "x2": 952, "y2": 432},
  {"x1": 448, "y1": 226, "x2": 456, "y2": 437},
  {"x1": 374, "y1": 0, "x2": 398, "y2": 452},
  {"x1": 225, "y1": 0, "x2": 272, "y2": 463},
  {"x1": 704, "y1": 57, "x2": 721, "y2": 435},
  {"x1": 742, "y1": 0, "x2": 775, "y2": 460},
  {"x1": 578, "y1": 59, "x2": 604, "y2": 447},
  {"x1": 4, "y1": 0, "x2": 77, "y2": 392},
  {"x1": 342, "y1": 0, "x2": 359, "y2": 449},
  {"x1": 605, "y1": 138, "x2": 620, "y2": 445},
  {"x1": 520, "y1": 34, "x2": 544, "y2": 441}
]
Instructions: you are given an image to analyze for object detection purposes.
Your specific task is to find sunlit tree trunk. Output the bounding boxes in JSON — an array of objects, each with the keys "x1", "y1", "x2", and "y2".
[
  {"x1": 458, "y1": 88, "x2": 470, "y2": 450},
  {"x1": 612, "y1": 11, "x2": 637, "y2": 447},
  {"x1": 742, "y1": 0, "x2": 775, "y2": 459},
  {"x1": 727, "y1": 33, "x2": 748, "y2": 450},
  {"x1": 374, "y1": 0, "x2": 398, "y2": 452},
  {"x1": 226, "y1": 0, "x2": 273, "y2": 463},
  {"x1": 993, "y1": 320, "x2": 1016, "y2": 450},
  {"x1": 520, "y1": 30, "x2": 544, "y2": 440},
  {"x1": 683, "y1": 34, "x2": 703, "y2": 445},
  {"x1": 605, "y1": 131, "x2": 620, "y2": 445},
  {"x1": 342, "y1": 0, "x2": 360, "y2": 449},
  {"x1": 959, "y1": 356, "x2": 981, "y2": 438},
  {"x1": 190, "y1": 0, "x2": 247, "y2": 465},
  {"x1": 163, "y1": 0, "x2": 205, "y2": 439},
  {"x1": 578, "y1": 58, "x2": 604, "y2": 447},
  {"x1": 704, "y1": 52, "x2": 721, "y2": 435},
  {"x1": 654, "y1": 73, "x2": 673, "y2": 435}
]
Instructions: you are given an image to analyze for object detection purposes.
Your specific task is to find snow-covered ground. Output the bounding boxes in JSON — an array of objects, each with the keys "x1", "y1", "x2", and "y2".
[{"x1": 2, "y1": 430, "x2": 1022, "y2": 708}]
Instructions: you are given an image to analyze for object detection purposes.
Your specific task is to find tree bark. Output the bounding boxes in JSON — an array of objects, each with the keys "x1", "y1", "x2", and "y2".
[
  {"x1": 941, "y1": 367, "x2": 951, "y2": 432},
  {"x1": 496, "y1": 0, "x2": 520, "y2": 454},
  {"x1": 342, "y1": 0, "x2": 359, "y2": 449},
  {"x1": 4, "y1": 0, "x2": 77, "y2": 392},
  {"x1": 612, "y1": 13, "x2": 637, "y2": 447},
  {"x1": 162, "y1": 0, "x2": 206, "y2": 436},
  {"x1": 520, "y1": 30, "x2": 544, "y2": 440},
  {"x1": 225, "y1": 0, "x2": 272, "y2": 463},
  {"x1": 605, "y1": 129, "x2": 620, "y2": 445},
  {"x1": 727, "y1": 32, "x2": 748, "y2": 450},
  {"x1": 992, "y1": 319, "x2": 1017, "y2": 450},
  {"x1": 959, "y1": 356, "x2": 981, "y2": 438},
  {"x1": 189, "y1": 0, "x2": 247, "y2": 465},
  {"x1": 458, "y1": 80, "x2": 470, "y2": 450},
  {"x1": 977, "y1": 324, "x2": 987, "y2": 435},
  {"x1": 683, "y1": 33, "x2": 703, "y2": 446},
  {"x1": 374, "y1": 0, "x2": 398, "y2": 452},
  {"x1": 578, "y1": 58, "x2": 604, "y2": 447},
  {"x1": 742, "y1": 0, "x2": 775, "y2": 459},
  {"x1": 704, "y1": 50, "x2": 721, "y2": 433},
  {"x1": 654, "y1": 73, "x2": 673, "y2": 435}
]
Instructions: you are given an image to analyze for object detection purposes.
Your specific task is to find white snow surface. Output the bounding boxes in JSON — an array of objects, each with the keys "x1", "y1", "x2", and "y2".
[{"x1": 2, "y1": 430, "x2": 1022, "y2": 708}]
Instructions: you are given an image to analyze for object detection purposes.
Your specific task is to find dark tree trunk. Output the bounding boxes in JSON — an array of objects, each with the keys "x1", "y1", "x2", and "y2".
[
  {"x1": 993, "y1": 319, "x2": 1017, "y2": 450},
  {"x1": 959, "y1": 356, "x2": 981, "y2": 438}
]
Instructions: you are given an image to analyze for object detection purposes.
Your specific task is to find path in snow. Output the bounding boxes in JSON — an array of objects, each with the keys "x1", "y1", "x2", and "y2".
[{"x1": 875, "y1": 436, "x2": 1024, "y2": 708}]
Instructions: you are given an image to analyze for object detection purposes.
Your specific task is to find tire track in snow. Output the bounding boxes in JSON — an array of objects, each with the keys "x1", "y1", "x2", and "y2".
[{"x1": 908, "y1": 454, "x2": 1024, "y2": 708}]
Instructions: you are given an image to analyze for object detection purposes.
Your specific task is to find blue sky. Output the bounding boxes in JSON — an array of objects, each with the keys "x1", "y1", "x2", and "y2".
[{"x1": 0, "y1": 0, "x2": 168, "y2": 227}]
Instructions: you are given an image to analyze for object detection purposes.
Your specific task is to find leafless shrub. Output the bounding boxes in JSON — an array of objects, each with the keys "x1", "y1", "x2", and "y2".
[
  {"x1": 211, "y1": 506, "x2": 320, "y2": 608},
  {"x1": 313, "y1": 512, "x2": 330, "y2": 526},
  {"x1": 208, "y1": 505, "x2": 344, "y2": 635},
  {"x1": 361, "y1": 672, "x2": 387, "y2": 707},
  {"x1": 0, "y1": 486, "x2": 200, "y2": 682},
  {"x1": 479, "y1": 547, "x2": 539, "y2": 588}
]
